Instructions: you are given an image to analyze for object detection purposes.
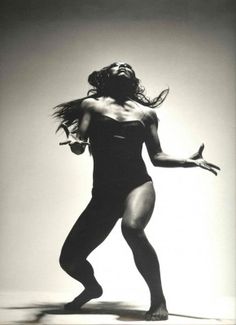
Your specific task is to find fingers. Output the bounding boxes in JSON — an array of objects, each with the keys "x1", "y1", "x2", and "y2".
[
  {"x1": 198, "y1": 143, "x2": 205, "y2": 156},
  {"x1": 59, "y1": 140, "x2": 71, "y2": 145},
  {"x1": 203, "y1": 160, "x2": 221, "y2": 174},
  {"x1": 59, "y1": 123, "x2": 70, "y2": 137},
  {"x1": 59, "y1": 140, "x2": 90, "y2": 147},
  {"x1": 199, "y1": 161, "x2": 219, "y2": 176},
  {"x1": 207, "y1": 162, "x2": 221, "y2": 170},
  {"x1": 190, "y1": 143, "x2": 205, "y2": 160},
  {"x1": 201, "y1": 165, "x2": 218, "y2": 176},
  {"x1": 208, "y1": 168, "x2": 218, "y2": 176},
  {"x1": 68, "y1": 141, "x2": 90, "y2": 147}
]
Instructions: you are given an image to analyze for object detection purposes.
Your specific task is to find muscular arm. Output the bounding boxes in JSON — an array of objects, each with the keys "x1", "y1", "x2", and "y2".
[
  {"x1": 76, "y1": 101, "x2": 92, "y2": 139},
  {"x1": 145, "y1": 110, "x2": 195, "y2": 167},
  {"x1": 145, "y1": 110, "x2": 220, "y2": 175},
  {"x1": 65, "y1": 98, "x2": 94, "y2": 155}
]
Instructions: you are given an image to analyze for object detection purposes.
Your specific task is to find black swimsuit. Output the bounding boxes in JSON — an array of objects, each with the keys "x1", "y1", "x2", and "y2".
[
  {"x1": 60, "y1": 114, "x2": 153, "y2": 273},
  {"x1": 89, "y1": 114, "x2": 152, "y2": 200}
]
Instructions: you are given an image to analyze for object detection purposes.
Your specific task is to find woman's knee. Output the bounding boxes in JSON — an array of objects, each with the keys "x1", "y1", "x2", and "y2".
[
  {"x1": 59, "y1": 247, "x2": 79, "y2": 274},
  {"x1": 59, "y1": 250, "x2": 70, "y2": 272},
  {"x1": 121, "y1": 219, "x2": 144, "y2": 242}
]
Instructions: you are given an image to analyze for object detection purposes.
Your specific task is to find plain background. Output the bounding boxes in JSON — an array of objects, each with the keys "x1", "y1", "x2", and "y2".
[{"x1": 0, "y1": 0, "x2": 235, "y2": 314}]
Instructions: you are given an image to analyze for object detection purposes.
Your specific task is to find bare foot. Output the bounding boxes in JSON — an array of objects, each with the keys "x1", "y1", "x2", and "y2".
[
  {"x1": 64, "y1": 285, "x2": 103, "y2": 311},
  {"x1": 145, "y1": 302, "x2": 168, "y2": 321}
]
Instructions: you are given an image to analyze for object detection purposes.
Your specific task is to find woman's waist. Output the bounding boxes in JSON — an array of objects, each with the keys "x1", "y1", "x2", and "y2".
[
  {"x1": 92, "y1": 168, "x2": 151, "y2": 188},
  {"x1": 93, "y1": 160, "x2": 147, "y2": 178},
  {"x1": 92, "y1": 172, "x2": 152, "y2": 197}
]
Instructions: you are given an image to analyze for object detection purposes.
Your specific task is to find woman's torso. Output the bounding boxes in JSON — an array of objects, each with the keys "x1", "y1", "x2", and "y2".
[{"x1": 87, "y1": 98, "x2": 152, "y2": 193}]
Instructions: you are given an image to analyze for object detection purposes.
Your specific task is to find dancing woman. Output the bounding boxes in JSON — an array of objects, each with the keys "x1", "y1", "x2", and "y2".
[{"x1": 53, "y1": 62, "x2": 220, "y2": 321}]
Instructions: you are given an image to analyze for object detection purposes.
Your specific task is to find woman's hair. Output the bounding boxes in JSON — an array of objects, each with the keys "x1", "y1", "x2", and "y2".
[
  {"x1": 87, "y1": 62, "x2": 169, "y2": 108},
  {"x1": 52, "y1": 96, "x2": 94, "y2": 133},
  {"x1": 53, "y1": 62, "x2": 169, "y2": 132}
]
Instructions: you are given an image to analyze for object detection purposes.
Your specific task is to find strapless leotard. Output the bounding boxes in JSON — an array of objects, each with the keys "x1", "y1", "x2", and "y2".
[{"x1": 88, "y1": 114, "x2": 152, "y2": 199}]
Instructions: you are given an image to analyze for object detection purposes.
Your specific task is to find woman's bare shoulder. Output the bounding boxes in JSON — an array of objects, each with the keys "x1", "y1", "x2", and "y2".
[
  {"x1": 141, "y1": 106, "x2": 159, "y2": 126},
  {"x1": 81, "y1": 97, "x2": 97, "y2": 108},
  {"x1": 81, "y1": 97, "x2": 102, "y2": 113}
]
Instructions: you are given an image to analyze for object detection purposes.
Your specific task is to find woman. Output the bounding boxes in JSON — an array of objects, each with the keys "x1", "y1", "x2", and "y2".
[{"x1": 53, "y1": 62, "x2": 220, "y2": 321}]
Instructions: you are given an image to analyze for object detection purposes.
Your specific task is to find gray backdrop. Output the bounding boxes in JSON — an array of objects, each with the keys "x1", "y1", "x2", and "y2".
[{"x1": 0, "y1": 0, "x2": 235, "y2": 310}]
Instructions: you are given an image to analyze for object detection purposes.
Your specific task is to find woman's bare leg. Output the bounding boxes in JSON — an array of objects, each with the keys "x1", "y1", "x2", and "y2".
[
  {"x1": 59, "y1": 197, "x2": 119, "y2": 310},
  {"x1": 121, "y1": 181, "x2": 168, "y2": 321}
]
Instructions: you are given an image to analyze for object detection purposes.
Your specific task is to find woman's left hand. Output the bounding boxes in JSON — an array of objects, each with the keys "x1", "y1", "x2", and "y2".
[{"x1": 190, "y1": 143, "x2": 220, "y2": 176}]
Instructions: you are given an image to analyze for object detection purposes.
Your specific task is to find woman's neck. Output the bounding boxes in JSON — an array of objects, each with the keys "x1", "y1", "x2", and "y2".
[{"x1": 103, "y1": 78, "x2": 134, "y2": 102}]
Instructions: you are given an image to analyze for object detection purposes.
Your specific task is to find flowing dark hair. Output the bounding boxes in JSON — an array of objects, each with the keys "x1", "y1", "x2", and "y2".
[
  {"x1": 87, "y1": 62, "x2": 169, "y2": 108},
  {"x1": 52, "y1": 95, "x2": 95, "y2": 133},
  {"x1": 53, "y1": 62, "x2": 169, "y2": 132}
]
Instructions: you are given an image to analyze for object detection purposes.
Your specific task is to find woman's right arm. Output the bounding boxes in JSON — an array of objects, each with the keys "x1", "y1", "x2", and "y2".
[{"x1": 61, "y1": 98, "x2": 94, "y2": 155}]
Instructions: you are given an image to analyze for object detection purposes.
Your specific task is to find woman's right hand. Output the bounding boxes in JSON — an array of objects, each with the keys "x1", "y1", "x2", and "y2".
[
  {"x1": 58, "y1": 124, "x2": 90, "y2": 155},
  {"x1": 68, "y1": 140, "x2": 89, "y2": 155}
]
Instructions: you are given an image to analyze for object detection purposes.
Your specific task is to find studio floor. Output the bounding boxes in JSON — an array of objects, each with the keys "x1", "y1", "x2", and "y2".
[{"x1": 0, "y1": 292, "x2": 235, "y2": 325}]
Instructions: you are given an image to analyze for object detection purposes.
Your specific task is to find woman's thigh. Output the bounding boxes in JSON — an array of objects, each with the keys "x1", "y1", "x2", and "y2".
[
  {"x1": 122, "y1": 181, "x2": 156, "y2": 230},
  {"x1": 61, "y1": 197, "x2": 119, "y2": 260}
]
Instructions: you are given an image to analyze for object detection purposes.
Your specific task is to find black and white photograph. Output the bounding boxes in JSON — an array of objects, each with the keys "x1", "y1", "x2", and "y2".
[{"x1": 0, "y1": 0, "x2": 235, "y2": 324}]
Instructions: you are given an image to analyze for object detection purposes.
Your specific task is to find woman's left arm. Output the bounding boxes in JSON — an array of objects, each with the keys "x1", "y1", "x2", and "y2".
[{"x1": 145, "y1": 110, "x2": 220, "y2": 176}]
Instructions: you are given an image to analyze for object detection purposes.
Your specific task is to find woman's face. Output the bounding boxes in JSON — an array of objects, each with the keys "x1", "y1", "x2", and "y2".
[{"x1": 108, "y1": 62, "x2": 135, "y2": 79}]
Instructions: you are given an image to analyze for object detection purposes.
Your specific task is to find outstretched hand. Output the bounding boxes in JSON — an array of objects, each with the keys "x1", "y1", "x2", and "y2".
[
  {"x1": 58, "y1": 124, "x2": 90, "y2": 155},
  {"x1": 190, "y1": 144, "x2": 220, "y2": 176}
]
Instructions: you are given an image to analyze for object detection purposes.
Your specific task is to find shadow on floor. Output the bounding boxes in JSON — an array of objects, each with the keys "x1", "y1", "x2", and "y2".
[
  {"x1": 4, "y1": 301, "x2": 146, "y2": 323},
  {"x1": 3, "y1": 301, "x2": 222, "y2": 324}
]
